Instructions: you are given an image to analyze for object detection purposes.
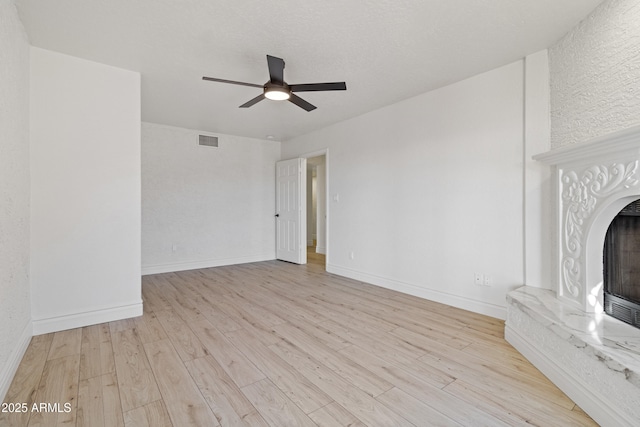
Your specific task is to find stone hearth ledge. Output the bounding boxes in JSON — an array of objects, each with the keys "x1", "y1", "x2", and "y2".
[{"x1": 505, "y1": 285, "x2": 640, "y2": 427}]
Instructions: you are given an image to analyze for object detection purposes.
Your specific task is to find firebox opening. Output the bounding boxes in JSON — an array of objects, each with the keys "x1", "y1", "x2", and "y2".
[{"x1": 603, "y1": 199, "x2": 640, "y2": 328}]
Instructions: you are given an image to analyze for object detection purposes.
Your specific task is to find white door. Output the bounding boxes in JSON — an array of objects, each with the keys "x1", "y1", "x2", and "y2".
[{"x1": 276, "y1": 158, "x2": 306, "y2": 264}]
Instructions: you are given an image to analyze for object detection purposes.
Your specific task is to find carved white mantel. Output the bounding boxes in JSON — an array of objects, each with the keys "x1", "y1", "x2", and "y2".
[{"x1": 534, "y1": 125, "x2": 640, "y2": 313}]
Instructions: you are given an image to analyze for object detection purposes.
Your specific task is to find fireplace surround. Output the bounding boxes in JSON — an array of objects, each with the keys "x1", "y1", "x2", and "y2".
[{"x1": 505, "y1": 125, "x2": 640, "y2": 427}]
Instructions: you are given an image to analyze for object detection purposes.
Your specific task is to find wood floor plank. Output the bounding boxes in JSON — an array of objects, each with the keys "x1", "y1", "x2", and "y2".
[
  {"x1": 76, "y1": 373, "x2": 125, "y2": 427},
  {"x1": 205, "y1": 293, "x2": 283, "y2": 346},
  {"x1": 154, "y1": 309, "x2": 209, "y2": 361},
  {"x1": 266, "y1": 300, "x2": 332, "y2": 325},
  {"x1": 376, "y1": 387, "x2": 462, "y2": 427},
  {"x1": 224, "y1": 327, "x2": 333, "y2": 414},
  {"x1": 337, "y1": 344, "x2": 510, "y2": 426},
  {"x1": 79, "y1": 323, "x2": 115, "y2": 380},
  {"x1": 131, "y1": 311, "x2": 168, "y2": 344},
  {"x1": 143, "y1": 339, "x2": 219, "y2": 427},
  {"x1": 307, "y1": 304, "x2": 431, "y2": 360},
  {"x1": 269, "y1": 338, "x2": 416, "y2": 426},
  {"x1": 308, "y1": 402, "x2": 367, "y2": 427},
  {"x1": 101, "y1": 372, "x2": 126, "y2": 427},
  {"x1": 241, "y1": 379, "x2": 317, "y2": 427},
  {"x1": 194, "y1": 303, "x2": 245, "y2": 334},
  {"x1": 187, "y1": 316, "x2": 266, "y2": 388},
  {"x1": 184, "y1": 355, "x2": 268, "y2": 427},
  {"x1": 155, "y1": 278, "x2": 203, "y2": 323},
  {"x1": 28, "y1": 354, "x2": 80, "y2": 427},
  {"x1": 109, "y1": 318, "x2": 137, "y2": 334},
  {"x1": 76, "y1": 376, "x2": 101, "y2": 427},
  {"x1": 141, "y1": 276, "x2": 175, "y2": 312},
  {"x1": 47, "y1": 328, "x2": 82, "y2": 360},
  {"x1": 390, "y1": 324, "x2": 472, "y2": 351},
  {"x1": 272, "y1": 322, "x2": 394, "y2": 398},
  {"x1": 222, "y1": 292, "x2": 287, "y2": 327},
  {"x1": 170, "y1": 278, "x2": 244, "y2": 333},
  {"x1": 111, "y1": 328, "x2": 162, "y2": 412},
  {"x1": 308, "y1": 292, "x2": 400, "y2": 332},
  {"x1": 459, "y1": 339, "x2": 544, "y2": 376},
  {"x1": 271, "y1": 312, "x2": 351, "y2": 352},
  {"x1": 414, "y1": 343, "x2": 577, "y2": 411},
  {"x1": 338, "y1": 343, "x2": 455, "y2": 392},
  {"x1": 123, "y1": 400, "x2": 173, "y2": 427},
  {"x1": 188, "y1": 284, "x2": 279, "y2": 345},
  {"x1": 318, "y1": 319, "x2": 420, "y2": 366},
  {"x1": 0, "y1": 334, "x2": 53, "y2": 427},
  {"x1": 442, "y1": 379, "x2": 599, "y2": 427}
]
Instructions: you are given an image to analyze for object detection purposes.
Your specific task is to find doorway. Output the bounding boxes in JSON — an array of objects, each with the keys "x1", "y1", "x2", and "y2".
[{"x1": 305, "y1": 153, "x2": 327, "y2": 268}]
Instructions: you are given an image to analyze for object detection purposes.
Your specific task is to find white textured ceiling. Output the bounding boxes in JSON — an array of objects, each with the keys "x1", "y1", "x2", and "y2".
[{"x1": 16, "y1": 0, "x2": 603, "y2": 141}]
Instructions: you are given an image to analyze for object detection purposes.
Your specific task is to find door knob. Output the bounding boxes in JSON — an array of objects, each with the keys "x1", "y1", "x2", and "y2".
[{"x1": 275, "y1": 214, "x2": 280, "y2": 217}]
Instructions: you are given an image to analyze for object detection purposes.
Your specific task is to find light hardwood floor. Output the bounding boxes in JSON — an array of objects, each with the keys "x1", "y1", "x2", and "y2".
[{"x1": 1, "y1": 253, "x2": 596, "y2": 426}]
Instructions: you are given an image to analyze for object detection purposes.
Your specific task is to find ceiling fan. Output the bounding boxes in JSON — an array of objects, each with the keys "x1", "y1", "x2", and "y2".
[{"x1": 202, "y1": 55, "x2": 347, "y2": 112}]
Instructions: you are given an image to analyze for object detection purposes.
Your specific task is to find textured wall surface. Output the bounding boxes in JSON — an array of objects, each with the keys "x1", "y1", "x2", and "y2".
[
  {"x1": 550, "y1": 0, "x2": 640, "y2": 148},
  {"x1": 0, "y1": 0, "x2": 31, "y2": 397},
  {"x1": 141, "y1": 123, "x2": 280, "y2": 274}
]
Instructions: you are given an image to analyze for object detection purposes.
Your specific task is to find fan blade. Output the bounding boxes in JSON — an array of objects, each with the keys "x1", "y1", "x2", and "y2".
[
  {"x1": 288, "y1": 93, "x2": 316, "y2": 111},
  {"x1": 289, "y1": 82, "x2": 347, "y2": 92},
  {"x1": 202, "y1": 76, "x2": 263, "y2": 88},
  {"x1": 239, "y1": 94, "x2": 265, "y2": 108},
  {"x1": 266, "y1": 55, "x2": 285, "y2": 85}
]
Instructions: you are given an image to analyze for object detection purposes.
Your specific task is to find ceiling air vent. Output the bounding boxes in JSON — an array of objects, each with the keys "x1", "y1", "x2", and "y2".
[{"x1": 198, "y1": 135, "x2": 218, "y2": 147}]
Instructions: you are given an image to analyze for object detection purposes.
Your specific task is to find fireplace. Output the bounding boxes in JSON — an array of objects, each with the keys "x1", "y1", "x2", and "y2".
[
  {"x1": 505, "y1": 125, "x2": 640, "y2": 427},
  {"x1": 604, "y1": 199, "x2": 640, "y2": 327}
]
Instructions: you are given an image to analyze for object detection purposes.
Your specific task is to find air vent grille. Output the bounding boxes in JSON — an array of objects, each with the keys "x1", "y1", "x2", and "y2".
[
  {"x1": 605, "y1": 293, "x2": 640, "y2": 328},
  {"x1": 611, "y1": 302, "x2": 633, "y2": 324},
  {"x1": 198, "y1": 135, "x2": 218, "y2": 147}
]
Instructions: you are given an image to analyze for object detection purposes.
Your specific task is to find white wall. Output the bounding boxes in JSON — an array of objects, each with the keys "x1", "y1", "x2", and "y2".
[
  {"x1": 550, "y1": 0, "x2": 640, "y2": 148},
  {"x1": 141, "y1": 123, "x2": 280, "y2": 274},
  {"x1": 283, "y1": 61, "x2": 525, "y2": 319},
  {"x1": 0, "y1": 0, "x2": 32, "y2": 401},
  {"x1": 524, "y1": 50, "x2": 552, "y2": 290},
  {"x1": 30, "y1": 47, "x2": 142, "y2": 334}
]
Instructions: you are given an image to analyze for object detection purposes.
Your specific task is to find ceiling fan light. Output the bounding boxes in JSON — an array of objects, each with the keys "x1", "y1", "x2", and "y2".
[{"x1": 264, "y1": 87, "x2": 290, "y2": 101}]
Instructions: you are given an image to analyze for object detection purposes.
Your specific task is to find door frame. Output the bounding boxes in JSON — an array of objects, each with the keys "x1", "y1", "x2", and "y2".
[{"x1": 300, "y1": 148, "x2": 329, "y2": 269}]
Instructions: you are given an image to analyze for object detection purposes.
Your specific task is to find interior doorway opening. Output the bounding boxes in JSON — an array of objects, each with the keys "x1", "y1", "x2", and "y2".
[{"x1": 305, "y1": 153, "x2": 327, "y2": 268}]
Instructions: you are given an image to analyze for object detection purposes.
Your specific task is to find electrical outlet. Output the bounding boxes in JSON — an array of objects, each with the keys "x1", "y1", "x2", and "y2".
[
  {"x1": 349, "y1": 251, "x2": 355, "y2": 260},
  {"x1": 172, "y1": 244, "x2": 178, "y2": 252},
  {"x1": 474, "y1": 273, "x2": 483, "y2": 285},
  {"x1": 483, "y1": 275, "x2": 492, "y2": 286}
]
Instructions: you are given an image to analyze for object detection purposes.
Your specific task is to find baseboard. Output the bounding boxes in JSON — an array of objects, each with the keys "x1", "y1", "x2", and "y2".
[
  {"x1": 141, "y1": 253, "x2": 275, "y2": 275},
  {"x1": 32, "y1": 301, "x2": 143, "y2": 335},
  {"x1": 326, "y1": 263, "x2": 506, "y2": 320},
  {"x1": 505, "y1": 325, "x2": 632, "y2": 427},
  {"x1": 0, "y1": 321, "x2": 32, "y2": 402},
  {"x1": 315, "y1": 246, "x2": 326, "y2": 255}
]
